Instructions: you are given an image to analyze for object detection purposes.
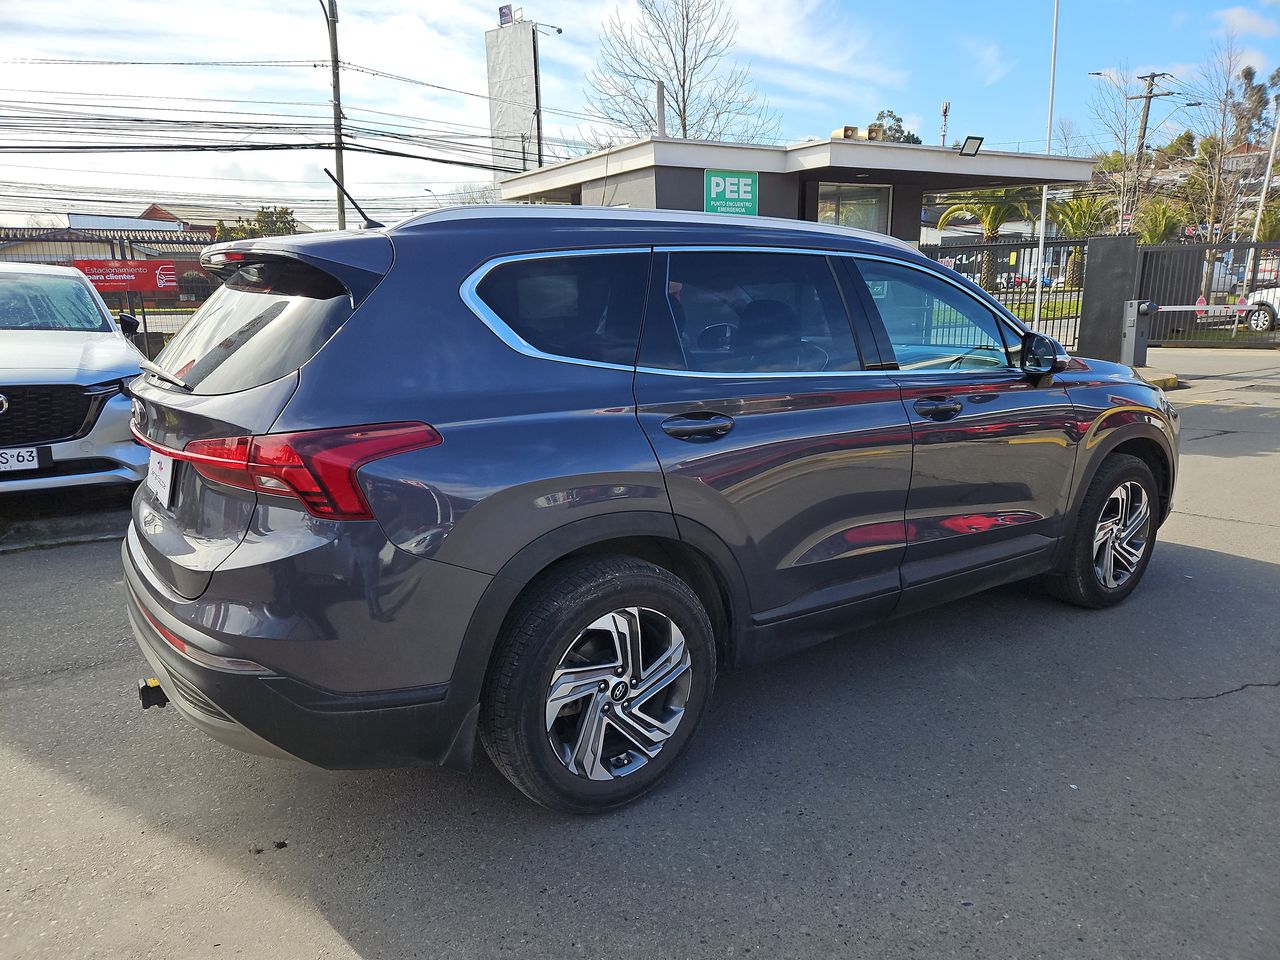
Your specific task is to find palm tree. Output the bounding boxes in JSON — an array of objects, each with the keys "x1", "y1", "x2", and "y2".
[
  {"x1": 1051, "y1": 194, "x2": 1115, "y2": 287},
  {"x1": 936, "y1": 188, "x2": 1042, "y2": 290},
  {"x1": 1133, "y1": 198, "x2": 1183, "y2": 245}
]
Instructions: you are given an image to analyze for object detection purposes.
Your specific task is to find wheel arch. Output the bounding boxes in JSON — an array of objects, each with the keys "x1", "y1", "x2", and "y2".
[
  {"x1": 1071, "y1": 424, "x2": 1175, "y2": 529},
  {"x1": 446, "y1": 512, "x2": 750, "y2": 757}
]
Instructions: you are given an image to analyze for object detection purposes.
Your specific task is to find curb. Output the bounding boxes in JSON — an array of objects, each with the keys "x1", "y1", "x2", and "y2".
[
  {"x1": 1137, "y1": 368, "x2": 1179, "y2": 390},
  {"x1": 0, "y1": 510, "x2": 130, "y2": 554}
]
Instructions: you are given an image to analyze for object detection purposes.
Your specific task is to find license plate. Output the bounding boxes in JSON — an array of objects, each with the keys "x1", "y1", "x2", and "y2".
[
  {"x1": 146, "y1": 449, "x2": 174, "y2": 505},
  {"x1": 0, "y1": 447, "x2": 39, "y2": 472}
]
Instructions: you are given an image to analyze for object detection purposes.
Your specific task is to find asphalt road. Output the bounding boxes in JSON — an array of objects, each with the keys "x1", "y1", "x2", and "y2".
[{"x1": 2, "y1": 349, "x2": 1278, "y2": 959}]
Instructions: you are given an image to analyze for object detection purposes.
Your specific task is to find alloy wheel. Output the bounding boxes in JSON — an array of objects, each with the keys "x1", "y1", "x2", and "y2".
[
  {"x1": 1093, "y1": 480, "x2": 1151, "y2": 589},
  {"x1": 1247, "y1": 308, "x2": 1274, "y2": 333},
  {"x1": 545, "y1": 607, "x2": 692, "y2": 781}
]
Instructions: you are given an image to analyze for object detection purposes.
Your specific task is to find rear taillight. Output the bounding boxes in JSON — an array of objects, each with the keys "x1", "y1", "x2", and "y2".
[{"x1": 133, "y1": 422, "x2": 441, "y2": 520}]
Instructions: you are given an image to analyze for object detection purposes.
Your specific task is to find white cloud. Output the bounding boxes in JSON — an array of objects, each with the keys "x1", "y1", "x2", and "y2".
[
  {"x1": 1213, "y1": 5, "x2": 1280, "y2": 36},
  {"x1": 958, "y1": 38, "x2": 1014, "y2": 87}
]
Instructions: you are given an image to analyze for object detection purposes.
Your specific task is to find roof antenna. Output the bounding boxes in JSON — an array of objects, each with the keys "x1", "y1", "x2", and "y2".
[{"x1": 323, "y1": 168, "x2": 384, "y2": 229}]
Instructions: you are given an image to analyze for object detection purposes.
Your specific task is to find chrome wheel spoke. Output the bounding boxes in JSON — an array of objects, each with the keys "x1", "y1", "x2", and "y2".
[
  {"x1": 632, "y1": 631, "x2": 690, "y2": 706},
  {"x1": 567, "y1": 696, "x2": 612, "y2": 781},
  {"x1": 609, "y1": 704, "x2": 677, "y2": 757},
  {"x1": 545, "y1": 664, "x2": 616, "y2": 731}
]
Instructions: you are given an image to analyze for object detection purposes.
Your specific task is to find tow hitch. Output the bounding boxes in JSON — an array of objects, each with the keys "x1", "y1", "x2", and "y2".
[{"x1": 138, "y1": 677, "x2": 169, "y2": 709}]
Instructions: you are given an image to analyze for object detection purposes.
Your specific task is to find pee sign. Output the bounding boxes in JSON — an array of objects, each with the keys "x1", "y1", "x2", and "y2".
[{"x1": 703, "y1": 169, "x2": 758, "y2": 216}]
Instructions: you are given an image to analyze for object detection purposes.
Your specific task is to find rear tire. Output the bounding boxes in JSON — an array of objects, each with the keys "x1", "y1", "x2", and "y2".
[
  {"x1": 480, "y1": 555, "x2": 716, "y2": 814},
  {"x1": 1246, "y1": 303, "x2": 1276, "y2": 333},
  {"x1": 1043, "y1": 454, "x2": 1159, "y2": 609}
]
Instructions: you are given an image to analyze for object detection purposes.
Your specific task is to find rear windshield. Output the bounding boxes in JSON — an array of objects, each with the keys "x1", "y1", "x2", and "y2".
[
  {"x1": 154, "y1": 260, "x2": 350, "y2": 395},
  {"x1": 0, "y1": 273, "x2": 110, "y2": 332}
]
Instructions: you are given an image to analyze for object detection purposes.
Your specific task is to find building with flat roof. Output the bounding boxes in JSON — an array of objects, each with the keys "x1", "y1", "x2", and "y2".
[{"x1": 498, "y1": 136, "x2": 1095, "y2": 244}]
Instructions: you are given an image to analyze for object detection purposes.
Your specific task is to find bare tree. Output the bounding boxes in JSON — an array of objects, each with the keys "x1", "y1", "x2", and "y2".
[
  {"x1": 585, "y1": 0, "x2": 779, "y2": 144},
  {"x1": 1088, "y1": 67, "x2": 1142, "y2": 233},
  {"x1": 1183, "y1": 37, "x2": 1251, "y2": 241}
]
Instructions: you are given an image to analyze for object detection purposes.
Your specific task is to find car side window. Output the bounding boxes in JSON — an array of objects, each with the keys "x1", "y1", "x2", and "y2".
[
  {"x1": 639, "y1": 251, "x2": 862, "y2": 374},
  {"x1": 854, "y1": 259, "x2": 1013, "y2": 371},
  {"x1": 474, "y1": 252, "x2": 650, "y2": 366}
]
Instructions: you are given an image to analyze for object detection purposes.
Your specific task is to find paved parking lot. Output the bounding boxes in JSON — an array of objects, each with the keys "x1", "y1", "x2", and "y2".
[{"x1": 2, "y1": 349, "x2": 1278, "y2": 959}]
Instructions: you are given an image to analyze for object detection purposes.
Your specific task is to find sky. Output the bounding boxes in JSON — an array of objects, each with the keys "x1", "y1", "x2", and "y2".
[{"x1": 1, "y1": 0, "x2": 1277, "y2": 228}]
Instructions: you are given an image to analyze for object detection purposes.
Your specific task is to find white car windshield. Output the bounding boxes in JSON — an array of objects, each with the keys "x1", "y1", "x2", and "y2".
[{"x1": 0, "y1": 273, "x2": 110, "y2": 332}]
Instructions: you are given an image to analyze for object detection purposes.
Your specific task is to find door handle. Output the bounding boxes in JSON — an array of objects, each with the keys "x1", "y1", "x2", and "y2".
[
  {"x1": 660, "y1": 413, "x2": 735, "y2": 441},
  {"x1": 913, "y1": 397, "x2": 964, "y2": 421}
]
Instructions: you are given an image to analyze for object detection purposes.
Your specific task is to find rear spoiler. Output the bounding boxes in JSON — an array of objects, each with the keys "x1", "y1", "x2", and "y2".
[{"x1": 200, "y1": 232, "x2": 393, "y2": 305}]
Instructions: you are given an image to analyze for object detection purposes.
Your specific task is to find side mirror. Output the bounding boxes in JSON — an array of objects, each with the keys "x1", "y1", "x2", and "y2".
[
  {"x1": 1021, "y1": 331, "x2": 1069, "y2": 376},
  {"x1": 117, "y1": 313, "x2": 139, "y2": 336}
]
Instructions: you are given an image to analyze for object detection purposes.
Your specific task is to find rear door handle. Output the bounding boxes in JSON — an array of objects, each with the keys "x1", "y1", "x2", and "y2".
[
  {"x1": 660, "y1": 413, "x2": 735, "y2": 441},
  {"x1": 913, "y1": 397, "x2": 964, "y2": 421}
]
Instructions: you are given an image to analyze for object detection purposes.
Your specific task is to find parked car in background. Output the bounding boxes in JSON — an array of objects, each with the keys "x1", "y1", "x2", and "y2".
[
  {"x1": 122, "y1": 207, "x2": 1179, "y2": 813},
  {"x1": 1242, "y1": 284, "x2": 1279, "y2": 332},
  {"x1": 0, "y1": 262, "x2": 145, "y2": 491}
]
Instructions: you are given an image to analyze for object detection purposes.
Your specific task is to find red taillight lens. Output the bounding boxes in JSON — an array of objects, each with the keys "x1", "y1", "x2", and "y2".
[{"x1": 136, "y1": 421, "x2": 441, "y2": 521}]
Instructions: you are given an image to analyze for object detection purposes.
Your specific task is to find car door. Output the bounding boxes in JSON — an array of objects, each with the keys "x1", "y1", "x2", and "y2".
[
  {"x1": 633, "y1": 247, "x2": 913, "y2": 636},
  {"x1": 844, "y1": 255, "x2": 1079, "y2": 607}
]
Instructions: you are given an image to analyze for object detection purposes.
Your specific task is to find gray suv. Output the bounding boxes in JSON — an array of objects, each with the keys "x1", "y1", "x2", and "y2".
[{"x1": 123, "y1": 206, "x2": 1179, "y2": 812}]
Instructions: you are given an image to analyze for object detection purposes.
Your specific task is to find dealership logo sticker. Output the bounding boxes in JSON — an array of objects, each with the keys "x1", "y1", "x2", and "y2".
[{"x1": 704, "y1": 169, "x2": 758, "y2": 216}]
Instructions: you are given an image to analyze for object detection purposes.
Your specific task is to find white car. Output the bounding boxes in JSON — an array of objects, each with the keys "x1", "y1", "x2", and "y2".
[
  {"x1": 1243, "y1": 285, "x2": 1279, "y2": 333},
  {"x1": 0, "y1": 262, "x2": 146, "y2": 491}
]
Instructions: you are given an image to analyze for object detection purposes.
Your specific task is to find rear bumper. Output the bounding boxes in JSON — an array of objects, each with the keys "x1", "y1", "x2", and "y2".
[{"x1": 121, "y1": 538, "x2": 481, "y2": 770}]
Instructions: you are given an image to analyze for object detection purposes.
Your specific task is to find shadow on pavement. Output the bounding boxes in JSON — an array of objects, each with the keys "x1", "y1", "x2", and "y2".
[{"x1": 2, "y1": 540, "x2": 1278, "y2": 958}]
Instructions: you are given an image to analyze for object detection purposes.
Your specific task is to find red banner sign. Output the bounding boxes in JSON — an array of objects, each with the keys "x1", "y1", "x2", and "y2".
[{"x1": 74, "y1": 259, "x2": 177, "y2": 292}]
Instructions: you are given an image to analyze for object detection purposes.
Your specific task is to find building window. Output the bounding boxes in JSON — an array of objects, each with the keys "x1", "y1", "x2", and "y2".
[{"x1": 817, "y1": 184, "x2": 891, "y2": 233}]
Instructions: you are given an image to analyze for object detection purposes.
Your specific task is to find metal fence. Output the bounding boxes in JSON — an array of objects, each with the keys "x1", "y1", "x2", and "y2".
[
  {"x1": 920, "y1": 238, "x2": 1086, "y2": 350},
  {"x1": 0, "y1": 230, "x2": 216, "y2": 356},
  {"x1": 1135, "y1": 240, "x2": 1280, "y2": 347}
]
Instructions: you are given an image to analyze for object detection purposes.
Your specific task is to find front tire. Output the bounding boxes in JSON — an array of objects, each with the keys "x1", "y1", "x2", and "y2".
[
  {"x1": 1044, "y1": 454, "x2": 1159, "y2": 609},
  {"x1": 480, "y1": 556, "x2": 716, "y2": 813}
]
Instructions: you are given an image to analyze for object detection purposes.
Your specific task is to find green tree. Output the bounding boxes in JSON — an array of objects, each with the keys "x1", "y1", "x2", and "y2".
[
  {"x1": 1133, "y1": 198, "x2": 1184, "y2": 245},
  {"x1": 1052, "y1": 194, "x2": 1116, "y2": 286},
  {"x1": 936, "y1": 188, "x2": 1041, "y2": 289},
  {"x1": 873, "y1": 109, "x2": 923, "y2": 144},
  {"x1": 1257, "y1": 200, "x2": 1280, "y2": 244},
  {"x1": 214, "y1": 206, "x2": 299, "y2": 242}
]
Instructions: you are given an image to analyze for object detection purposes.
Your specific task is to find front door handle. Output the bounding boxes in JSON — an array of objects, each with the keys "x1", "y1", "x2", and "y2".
[
  {"x1": 660, "y1": 413, "x2": 735, "y2": 441},
  {"x1": 913, "y1": 397, "x2": 964, "y2": 421}
]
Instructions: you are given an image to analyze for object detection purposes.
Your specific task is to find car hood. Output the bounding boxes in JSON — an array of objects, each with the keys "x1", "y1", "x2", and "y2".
[{"x1": 0, "y1": 329, "x2": 142, "y2": 385}]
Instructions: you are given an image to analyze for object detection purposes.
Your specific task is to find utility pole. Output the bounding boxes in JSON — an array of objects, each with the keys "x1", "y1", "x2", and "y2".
[
  {"x1": 320, "y1": 0, "x2": 346, "y2": 229},
  {"x1": 1127, "y1": 72, "x2": 1174, "y2": 214}
]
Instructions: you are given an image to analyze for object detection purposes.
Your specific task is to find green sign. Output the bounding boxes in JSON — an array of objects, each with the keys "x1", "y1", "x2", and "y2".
[{"x1": 703, "y1": 169, "x2": 758, "y2": 216}]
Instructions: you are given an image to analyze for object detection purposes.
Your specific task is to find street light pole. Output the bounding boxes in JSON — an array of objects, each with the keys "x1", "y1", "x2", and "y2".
[
  {"x1": 1031, "y1": 0, "x2": 1059, "y2": 328},
  {"x1": 320, "y1": 0, "x2": 346, "y2": 229},
  {"x1": 1245, "y1": 94, "x2": 1280, "y2": 293}
]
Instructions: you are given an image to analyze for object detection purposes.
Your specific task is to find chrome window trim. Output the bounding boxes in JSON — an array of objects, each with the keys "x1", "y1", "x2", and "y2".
[
  {"x1": 459, "y1": 247, "x2": 653, "y2": 373},
  {"x1": 459, "y1": 244, "x2": 1035, "y2": 380}
]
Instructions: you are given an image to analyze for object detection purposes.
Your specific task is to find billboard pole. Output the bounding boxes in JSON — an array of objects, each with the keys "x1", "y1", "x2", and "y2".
[{"x1": 1032, "y1": 0, "x2": 1059, "y2": 329}]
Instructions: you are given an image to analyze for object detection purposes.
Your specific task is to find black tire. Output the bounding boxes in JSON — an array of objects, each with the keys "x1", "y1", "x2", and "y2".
[
  {"x1": 1246, "y1": 303, "x2": 1276, "y2": 333},
  {"x1": 480, "y1": 555, "x2": 716, "y2": 814},
  {"x1": 1043, "y1": 454, "x2": 1159, "y2": 609}
]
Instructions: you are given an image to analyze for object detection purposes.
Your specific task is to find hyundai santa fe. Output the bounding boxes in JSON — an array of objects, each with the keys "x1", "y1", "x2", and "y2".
[{"x1": 122, "y1": 206, "x2": 1179, "y2": 812}]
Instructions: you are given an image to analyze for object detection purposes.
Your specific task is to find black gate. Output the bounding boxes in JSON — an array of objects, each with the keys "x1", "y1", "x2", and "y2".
[
  {"x1": 920, "y1": 238, "x2": 1086, "y2": 351},
  {"x1": 1136, "y1": 241, "x2": 1280, "y2": 346}
]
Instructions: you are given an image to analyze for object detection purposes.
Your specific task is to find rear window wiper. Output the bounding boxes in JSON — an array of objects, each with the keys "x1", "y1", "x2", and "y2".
[{"x1": 138, "y1": 357, "x2": 192, "y2": 392}]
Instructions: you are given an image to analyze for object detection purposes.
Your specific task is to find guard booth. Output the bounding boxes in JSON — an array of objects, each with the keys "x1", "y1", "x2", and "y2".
[{"x1": 497, "y1": 136, "x2": 1095, "y2": 245}]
